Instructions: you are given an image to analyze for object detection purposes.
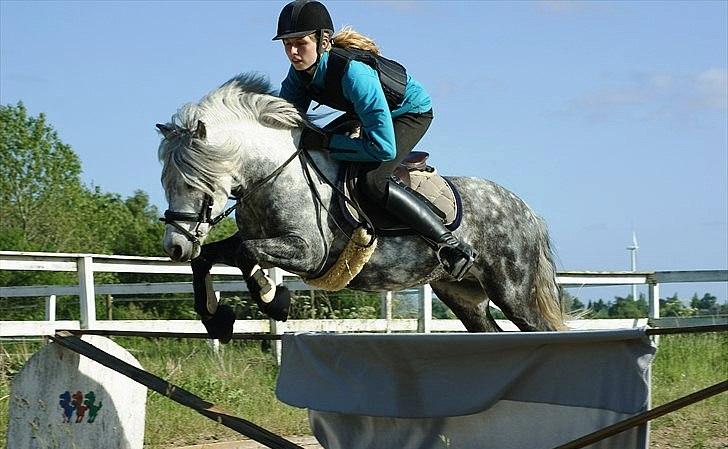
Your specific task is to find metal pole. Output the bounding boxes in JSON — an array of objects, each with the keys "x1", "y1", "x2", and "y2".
[
  {"x1": 552, "y1": 380, "x2": 728, "y2": 449},
  {"x1": 631, "y1": 250, "x2": 637, "y2": 300}
]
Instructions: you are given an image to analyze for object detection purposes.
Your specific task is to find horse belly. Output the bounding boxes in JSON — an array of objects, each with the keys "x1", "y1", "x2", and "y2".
[{"x1": 345, "y1": 237, "x2": 442, "y2": 291}]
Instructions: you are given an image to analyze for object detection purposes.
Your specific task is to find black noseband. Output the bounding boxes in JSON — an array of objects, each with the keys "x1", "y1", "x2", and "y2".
[{"x1": 161, "y1": 195, "x2": 216, "y2": 246}]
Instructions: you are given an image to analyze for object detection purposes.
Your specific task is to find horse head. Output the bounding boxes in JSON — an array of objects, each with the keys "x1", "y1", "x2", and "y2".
[
  {"x1": 157, "y1": 73, "x2": 308, "y2": 262},
  {"x1": 157, "y1": 119, "x2": 237, "y2": 261}
]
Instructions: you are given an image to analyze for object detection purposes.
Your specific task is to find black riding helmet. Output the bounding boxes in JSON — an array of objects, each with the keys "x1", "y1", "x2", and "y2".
[{"x1": 272, "y1": 0, "x2": 334, "y2": 41}]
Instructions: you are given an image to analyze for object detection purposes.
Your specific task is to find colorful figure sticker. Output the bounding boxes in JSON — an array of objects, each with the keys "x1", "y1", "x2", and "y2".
[{"x1": 58, "y1": 390, "x2": 102, "y2": 423}]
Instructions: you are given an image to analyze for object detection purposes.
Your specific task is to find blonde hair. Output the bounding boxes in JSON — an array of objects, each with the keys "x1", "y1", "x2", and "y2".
[{"x1": 330, "y1": 26, "x2": 381, "y2": 55}]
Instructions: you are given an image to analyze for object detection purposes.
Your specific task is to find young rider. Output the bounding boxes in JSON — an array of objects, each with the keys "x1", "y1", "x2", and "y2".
[{"x1": 274, "y1": 0, "x2": 477, "y2": 280}]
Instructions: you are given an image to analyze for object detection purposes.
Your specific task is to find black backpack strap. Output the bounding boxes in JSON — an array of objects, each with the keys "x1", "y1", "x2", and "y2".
[
  {"x1": 322, "y1": 47, "x2": 354, "y2": 112},
  {"x1": 315, "y1": 47, "x2": 408, "y2": 112}
]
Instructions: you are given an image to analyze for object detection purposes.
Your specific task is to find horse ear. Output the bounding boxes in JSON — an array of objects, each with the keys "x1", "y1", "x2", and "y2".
[
  {"x1": 156, "y1": 123, "x2": 173, "y2": 138},
  {"x1": 193, "y1": 120, "x2": 207, "y2": 140}
]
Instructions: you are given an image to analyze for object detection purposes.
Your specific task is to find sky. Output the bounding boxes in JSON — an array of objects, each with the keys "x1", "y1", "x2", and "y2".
[{"x1": 1, "y1": 1, "x2": 726, "y2": 304}]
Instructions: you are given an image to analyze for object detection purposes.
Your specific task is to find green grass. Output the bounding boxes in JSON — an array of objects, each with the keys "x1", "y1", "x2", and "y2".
[
  {"x1": 2, "y1": 333, "x2": 727, "y2": 448},
  {"x1": 649, "y1": 333, "x2": 728, "y2": 449},
  {"x1": 122, "y1": 338, "x2": 309, "y2": 448}
]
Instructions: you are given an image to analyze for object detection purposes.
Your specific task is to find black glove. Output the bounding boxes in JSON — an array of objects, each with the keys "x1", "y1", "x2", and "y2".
[{"x1": 299, "y1": 126, "x2": 330, "y2": 151}]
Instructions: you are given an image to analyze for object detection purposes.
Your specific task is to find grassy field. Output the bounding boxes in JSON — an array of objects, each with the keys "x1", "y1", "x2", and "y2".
[
  {"x1": 1, "y1": 332, "x2": 726, "y2": 448},
  {"x1": 649, "y1": 333, "x2": 728, "y2": 449}
]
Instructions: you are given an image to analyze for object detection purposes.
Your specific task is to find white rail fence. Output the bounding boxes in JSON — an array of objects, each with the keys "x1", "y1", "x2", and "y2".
[{"x1": 1, "y1": 250, "x2": 726, "y2": 338}]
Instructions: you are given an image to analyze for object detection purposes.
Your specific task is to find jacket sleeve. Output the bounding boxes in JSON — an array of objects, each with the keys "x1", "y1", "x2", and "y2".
[
  {"x1": 327, "y1": 61, "x2": 397, "y2": 162},
  {"x1": 279, "y1": 66, "x2": 312, "y2": 113}
]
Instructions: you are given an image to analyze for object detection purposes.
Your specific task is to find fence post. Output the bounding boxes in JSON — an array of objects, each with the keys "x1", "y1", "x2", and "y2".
[
  {"x1": 77, "y1": 256, "x2": 97, "y2": 329},
  {"x1": 381, "y1": 291, "x2": 393, "y2": 333},
  {"x1": 106, "y1": 295, "x2": 114, "y2": 320},
  {"x1": 45, "y1": 294, "x2": 56, "y2": 322},
  {"x1": 268, "y1": 268, "x2": 286, "y2": 364},
  {"x1": 648, "y1": 282, "x2": 660, "y2": 320},
  {"x1": 648, "y1": 281, "x2": 660, "y2": 346},
  {"x1": 208, "y1": 291, "x2": 221, "y2": 355},
  {"x1": 418, "y1": 284, "x2": 433, "y2": 333}
]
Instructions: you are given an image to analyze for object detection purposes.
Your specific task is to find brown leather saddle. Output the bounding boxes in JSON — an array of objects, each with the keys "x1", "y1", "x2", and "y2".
[
  {"x1": 338, "y1": 151, "x2": 463, "y2": 236},
  {"x1": 322, "y1": 115, "x2": 463, "y2": 236}
]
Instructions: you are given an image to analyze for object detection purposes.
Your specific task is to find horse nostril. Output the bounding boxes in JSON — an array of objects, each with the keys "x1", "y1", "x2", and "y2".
[{"x1": 169, "y1": 245, "x2": 183, "y2": 261}]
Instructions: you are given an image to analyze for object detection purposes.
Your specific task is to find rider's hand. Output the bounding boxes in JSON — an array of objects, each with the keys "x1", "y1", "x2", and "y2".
[{"x1": 299, "y1": 127, "x2": 330, "y2": 151}]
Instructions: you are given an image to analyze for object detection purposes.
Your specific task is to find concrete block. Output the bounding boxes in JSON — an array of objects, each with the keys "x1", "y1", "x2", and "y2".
[{"x1": 7, "y1": 335, "x2": 146, "y2": 449}]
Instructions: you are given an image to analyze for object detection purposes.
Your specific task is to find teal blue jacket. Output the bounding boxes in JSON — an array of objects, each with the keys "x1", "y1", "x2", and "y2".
[{"x1": 279, "y1": 50, "x2": 432, "y2": 162}]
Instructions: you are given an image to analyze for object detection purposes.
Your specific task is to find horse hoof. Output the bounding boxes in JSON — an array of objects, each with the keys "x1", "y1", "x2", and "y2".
[
  {"x1": 202, "y1": 304, "x2": 236, "y2": 343},
  {"x1": 260, "y1": 286, "x2": 291, "y2": 322}
]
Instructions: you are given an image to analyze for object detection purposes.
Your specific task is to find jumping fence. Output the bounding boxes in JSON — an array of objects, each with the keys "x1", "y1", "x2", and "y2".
[{"x1": 1, "y1": 250, "x2": 726, "y2": 339}]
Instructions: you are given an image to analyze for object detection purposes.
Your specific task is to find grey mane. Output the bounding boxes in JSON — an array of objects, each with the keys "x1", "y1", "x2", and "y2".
[{"x1": 158, "y1": 72, "x2": 306, "y2": 197}]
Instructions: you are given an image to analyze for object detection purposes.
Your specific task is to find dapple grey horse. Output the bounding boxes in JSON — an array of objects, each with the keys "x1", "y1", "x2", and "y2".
[{"x1": 157, "y1": 74, "x2": 565, "y2": 337}]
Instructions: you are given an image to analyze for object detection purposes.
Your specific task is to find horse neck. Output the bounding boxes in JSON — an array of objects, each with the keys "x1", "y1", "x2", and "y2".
[{"x1": 235, "y1": 126, "x2": 339, "y2": 207}]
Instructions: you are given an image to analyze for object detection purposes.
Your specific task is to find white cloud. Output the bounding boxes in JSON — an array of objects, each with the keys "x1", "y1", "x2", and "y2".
[
  {"x1": 694, "y1": 68, "x2": 728, "y2": 110},
  {"x1": 562, "y1": 68, "x2": 728, "y2": 123}
]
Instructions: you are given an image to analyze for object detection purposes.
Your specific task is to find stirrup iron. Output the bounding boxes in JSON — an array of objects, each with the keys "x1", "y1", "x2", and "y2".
[{"x1": 436, "y1": 243, "x2": 477, "y2": 281}]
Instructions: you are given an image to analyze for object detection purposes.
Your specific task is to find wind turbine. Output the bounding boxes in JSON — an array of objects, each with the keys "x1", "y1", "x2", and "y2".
[{"x1": 627, "y1": 232, "x2": 639, "y2": 300}]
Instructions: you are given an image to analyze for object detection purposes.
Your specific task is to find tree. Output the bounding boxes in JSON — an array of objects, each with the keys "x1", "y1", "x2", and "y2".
[
  {"x1": 608, "y1": 295, "x2": 647, "y2": 318},
  {"x1": 113, "y1": 190, "x2": 166, "y2": 257},
  {"x1": 0, "y1": 102, "x2": 86, "y2": 253},
  {"x1": 661, "y1": 293, "x2": 692, "y2": 317},
  {"x1": 690, "y1": 293, "x2": 718, "y2": 314},
  {"x1": 560, "y1": 290, "x2": 585, "y2": 312}
]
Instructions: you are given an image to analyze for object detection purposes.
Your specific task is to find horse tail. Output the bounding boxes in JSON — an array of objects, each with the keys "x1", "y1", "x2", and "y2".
[{"x1": 532, "y1": 217, "x2": 568, "y2": 330}]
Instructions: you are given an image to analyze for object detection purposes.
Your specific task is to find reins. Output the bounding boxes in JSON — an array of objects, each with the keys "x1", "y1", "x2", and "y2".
[
  {"x1": 160, "y1": 148, "x2": 303, "y2": 245},
  {"x1": 299, "y1": 148, "x2": 376, "y2": 247},
  {"x1": 161, "y1": 141, "x2": 376, "y2": 254}
]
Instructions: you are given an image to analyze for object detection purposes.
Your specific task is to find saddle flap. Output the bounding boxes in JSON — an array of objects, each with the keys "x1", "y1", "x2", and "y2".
[{"x1": 340, "y1": 161, "x2": 463, "y2": 236}]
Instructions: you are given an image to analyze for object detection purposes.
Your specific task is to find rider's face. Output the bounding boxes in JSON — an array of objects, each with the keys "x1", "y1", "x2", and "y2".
[{"x1": 283, "y1": 35, "x2": 318, "y2": 72}]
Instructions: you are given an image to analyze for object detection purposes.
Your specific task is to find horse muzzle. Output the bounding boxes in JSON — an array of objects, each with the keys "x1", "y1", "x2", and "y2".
[{"x1": 164, "y1": 227, "x2": 203, "y2": 262}]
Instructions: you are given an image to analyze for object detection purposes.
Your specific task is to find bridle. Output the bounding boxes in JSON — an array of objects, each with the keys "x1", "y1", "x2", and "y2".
[
  {"x1": 161, "y1": 134, "x2": 375, "y2": 258},
  {"x1": 160, "y1": 147, "x2": 305, "y2": 246},
  {"x1": 160, "y1": 194, "x2": 228, "y2": 246}
]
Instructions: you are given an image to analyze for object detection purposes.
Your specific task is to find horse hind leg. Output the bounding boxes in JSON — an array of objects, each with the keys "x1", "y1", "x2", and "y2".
[
  {"x1": 430, "y1": 279, "x2": 500, "y2": 332},
  {"x1": 479, "y1": 250, "x2": 566, "y2": 332}
]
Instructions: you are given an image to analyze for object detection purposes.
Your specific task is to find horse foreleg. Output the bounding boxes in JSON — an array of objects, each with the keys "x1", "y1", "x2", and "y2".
[
  {"x1": 191, "y1": 234, "x2": 243, "y2": 342},
  {"x1": 238, "y1": 235, "x2": 322, "y2": 274},
  {"x1": 193, "y1": 233, "x2": 291, "y2": 337}
]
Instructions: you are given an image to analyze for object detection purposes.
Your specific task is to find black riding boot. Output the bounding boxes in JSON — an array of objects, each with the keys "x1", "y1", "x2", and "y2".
[{"x1": 383, "y1": 180, "x2": 477, "y2": 281}]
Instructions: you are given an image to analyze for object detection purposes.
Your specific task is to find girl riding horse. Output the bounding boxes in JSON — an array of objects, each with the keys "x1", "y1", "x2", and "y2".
[
  {"x1": 274, "y1": 0, "x2": 477, "y2": 281},
  {"x1": 163, "y1": 2, "x2": 564, "y2": 339}
]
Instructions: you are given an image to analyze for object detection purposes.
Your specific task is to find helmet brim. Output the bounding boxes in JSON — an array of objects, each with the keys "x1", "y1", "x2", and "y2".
[
  {"x1": 272, "y1": 30, "x2": 314, "y2": 40},
  {"x1": 272, "y1": 28, "x2": 332, "y2": 41}
]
